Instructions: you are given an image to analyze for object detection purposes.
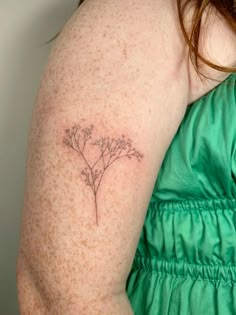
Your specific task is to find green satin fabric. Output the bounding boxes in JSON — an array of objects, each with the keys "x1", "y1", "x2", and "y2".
[{"x1": 126, "y1": 73, "x2": 236, "y2": 314}]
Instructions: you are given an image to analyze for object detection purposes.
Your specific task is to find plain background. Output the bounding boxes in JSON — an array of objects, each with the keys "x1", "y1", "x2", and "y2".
[{"x1": 0, "y1": 1, "x2": 79, "y2": 313}]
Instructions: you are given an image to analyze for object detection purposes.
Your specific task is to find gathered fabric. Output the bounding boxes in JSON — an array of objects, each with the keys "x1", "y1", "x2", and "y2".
[{"x1": 126, "y1": 73, "x2": 236, "y2": 315}]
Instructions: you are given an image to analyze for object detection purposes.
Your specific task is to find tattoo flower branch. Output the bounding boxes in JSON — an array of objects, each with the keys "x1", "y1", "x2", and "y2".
[{"x1": 63, "y1": 123, "x2": 144, "y2": 226}]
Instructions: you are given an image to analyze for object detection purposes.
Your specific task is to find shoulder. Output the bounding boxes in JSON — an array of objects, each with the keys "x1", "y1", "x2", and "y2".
[
  {"x1": 50, "y1": 0, "x2": 235, "y2": 106},
  {"x1": 47, "y1": 0, "x2": 190, "y2": 99},
  {"x1": 57, "y1": 0, "x2": 188, "y2": 59}
]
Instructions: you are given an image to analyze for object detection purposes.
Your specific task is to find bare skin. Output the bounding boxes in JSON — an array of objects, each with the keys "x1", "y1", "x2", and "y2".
[
  {"x1": 63, "y1": 122, "x2": 144, "y2": 226},
  {"x1": 16, "y1": 0, "x2": 236, "y2": 314}
]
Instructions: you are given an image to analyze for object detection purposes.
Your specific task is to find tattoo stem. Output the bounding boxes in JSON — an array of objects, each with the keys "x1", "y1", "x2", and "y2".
[
  {"x1": 63, "y1": 123, "x2": 143, "y2": 226},
  {"x1": 94, "y1": 192, "x2": 98, "y2": 226}
]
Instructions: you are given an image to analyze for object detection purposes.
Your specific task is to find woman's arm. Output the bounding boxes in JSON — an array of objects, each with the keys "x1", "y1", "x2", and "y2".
[{"x1": 16, "y1": 0, "x2": 190, "y2": 313}]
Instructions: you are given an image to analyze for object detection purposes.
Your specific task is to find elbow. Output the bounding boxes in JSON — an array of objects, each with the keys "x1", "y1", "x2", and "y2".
[{"x1": 16, "y1": 255, "x2": 47, "y2": 314}]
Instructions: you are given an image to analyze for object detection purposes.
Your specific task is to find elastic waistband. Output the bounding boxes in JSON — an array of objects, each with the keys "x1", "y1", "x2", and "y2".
[
  {"x1": 150, "y1": 198, "x2": 236, "y2": 212},
  {"x1": 132, "y1": 256, "x2": 236, "y2": 284}
]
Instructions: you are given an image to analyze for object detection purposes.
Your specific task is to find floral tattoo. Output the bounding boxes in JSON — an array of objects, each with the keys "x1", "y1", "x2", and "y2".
[{"x1": 63, "y1": 122, "x2": 144, "y2": 225}]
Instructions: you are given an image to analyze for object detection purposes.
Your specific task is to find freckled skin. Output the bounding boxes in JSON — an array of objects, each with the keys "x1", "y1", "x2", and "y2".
[
  {"x1": 63, "y1": 121, "x2": 144, "y2": 225},
  {"x1": 16, "y1": 0, "x2": 194, "y2": 314},
  {"x1": 16, "y1": 1, "x2": 236, "y2": 313}
]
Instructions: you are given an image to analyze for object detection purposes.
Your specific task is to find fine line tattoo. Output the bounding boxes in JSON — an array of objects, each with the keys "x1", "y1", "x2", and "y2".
[{"x1": 63, "y1": 122, "x2": 144, "y2": 226}]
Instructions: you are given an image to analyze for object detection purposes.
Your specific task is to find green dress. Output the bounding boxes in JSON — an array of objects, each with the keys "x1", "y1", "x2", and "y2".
[{"x1": 126, "y1": 73, "x2": 236, "y2": 314}]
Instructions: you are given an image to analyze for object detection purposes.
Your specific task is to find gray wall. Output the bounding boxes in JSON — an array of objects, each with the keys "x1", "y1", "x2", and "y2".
[{"x1": 0, "y1": 1, "x2": 78, "y2": 313}]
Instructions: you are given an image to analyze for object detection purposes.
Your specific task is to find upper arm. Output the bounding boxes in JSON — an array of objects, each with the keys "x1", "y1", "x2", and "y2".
[{"x1": 17, "y1": 0, "x2": 190, "y2": 311}]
